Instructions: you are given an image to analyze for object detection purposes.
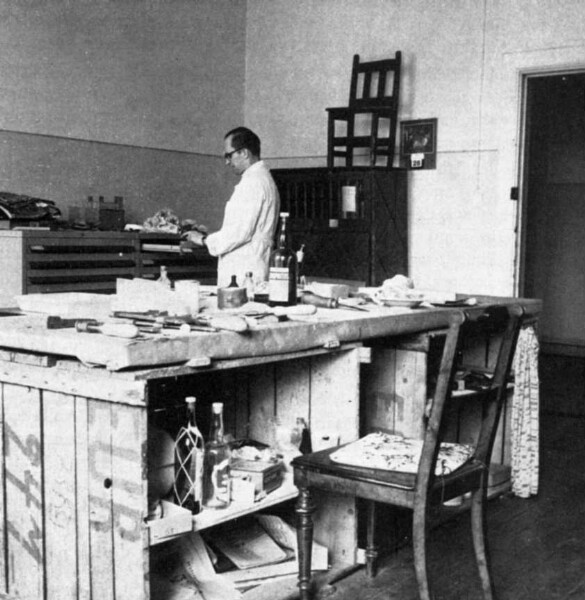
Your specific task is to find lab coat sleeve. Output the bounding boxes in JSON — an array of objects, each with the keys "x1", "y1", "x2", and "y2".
[{"x1": 205, "y1": 177, "x2": 263, "y2": 257}]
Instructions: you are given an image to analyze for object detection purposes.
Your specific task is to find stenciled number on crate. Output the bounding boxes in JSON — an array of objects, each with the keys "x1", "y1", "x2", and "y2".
[
  {"x1": 4, "y1": 422, "x2": 42, "y2": 564},
  {"x1": 89, "y1": 438, "x2": 143, "y2": 542}
]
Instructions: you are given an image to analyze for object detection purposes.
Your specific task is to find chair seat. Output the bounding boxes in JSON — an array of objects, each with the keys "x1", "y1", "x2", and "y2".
[
  {"x1": 292, "y1": 444, "x2": 486, "y2": 509},
  {"x1": 327, "y1": 104, "x2": 398, "y2": 117},
  {"x1": 329, "y1": 433, "x2": 474, "y2": 475}
]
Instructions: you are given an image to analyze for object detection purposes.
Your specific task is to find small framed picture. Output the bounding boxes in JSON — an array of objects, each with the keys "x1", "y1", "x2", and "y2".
[{"x1": 399, "y1": 118, "x2": 437, "y2": 169}]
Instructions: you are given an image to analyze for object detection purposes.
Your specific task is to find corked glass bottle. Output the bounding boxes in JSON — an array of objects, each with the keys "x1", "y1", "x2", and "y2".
[
  {"x1": 268, "y1": 212, "x2": 297, "y2": 306},
  {"x1": 173, "y1": 396, "x2": 204, "y2": 514},
  {"x1": 202, "y1": 402, "x2": 231, "y2": 509}
]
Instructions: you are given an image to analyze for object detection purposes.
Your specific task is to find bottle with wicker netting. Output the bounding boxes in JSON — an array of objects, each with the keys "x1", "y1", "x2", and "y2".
[{"x1": 173, "y1": 396, "x2": 204, "y2": 514}]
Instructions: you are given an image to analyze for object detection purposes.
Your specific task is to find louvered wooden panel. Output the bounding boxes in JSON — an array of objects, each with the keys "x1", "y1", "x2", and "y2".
[{"x1": 273, "y1": 167, "x2": 408, "y2": 286}]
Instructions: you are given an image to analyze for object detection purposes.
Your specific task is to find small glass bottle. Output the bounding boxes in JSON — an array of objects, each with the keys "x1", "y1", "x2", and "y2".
[
  {"x1": 173, "y1": 396, "x2": 204, "y2": 514},
  {"x1": 244, "y1": 271, "x2": 255, "y2": 302},
  {"x1": 296, "y1": 245, "x2": 305, "y2": 288},
  {"x1": 268, "y1": 212, "x2": 297, "y2": 306},
  {"x1": 157, "y1": 265, "x2": 172, "y2": 288},
  {"x1": 202, "y1": 402, "x2": 231, "y2": 509},
  {"x1": 297, "y1": 417, "x2": 313, "y2": 454}
]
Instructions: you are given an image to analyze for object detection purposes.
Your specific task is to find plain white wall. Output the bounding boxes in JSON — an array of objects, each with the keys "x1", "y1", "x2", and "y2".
[
  {"x1": 244, "y1": 0, "x2": 585, "y2": 296},
  {"x1": 0, "y1": 0, "x2": 246, "y2": 153}
]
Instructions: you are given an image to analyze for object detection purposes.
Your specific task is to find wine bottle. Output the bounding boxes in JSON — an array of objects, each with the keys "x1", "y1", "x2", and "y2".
[
  {"x1": 202, "y1": 402, "x2": 231, "y2": 509},
  {"x1": 173, "y1": 396, "x2": 204, "y2": 514},
  {"x1": 268, "y1": 212, "x2": 297, "y2": 306}
]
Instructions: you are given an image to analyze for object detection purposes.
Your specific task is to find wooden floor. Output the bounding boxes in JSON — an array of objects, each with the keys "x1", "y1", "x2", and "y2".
[{"x1": 250, "y1": 353, "x2": 585, "y2": 600}]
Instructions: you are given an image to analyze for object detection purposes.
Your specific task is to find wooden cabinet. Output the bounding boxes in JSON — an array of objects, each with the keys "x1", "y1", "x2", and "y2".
[
  {"x1": 0, "y1": 342, "x2": 362, "y2": 599},
  {"x1": 271, "y1": 167, "x2": 408, "y2": 285},
  {"x1": 0, "y1": 230, "x2": 217, "y2": 297}
]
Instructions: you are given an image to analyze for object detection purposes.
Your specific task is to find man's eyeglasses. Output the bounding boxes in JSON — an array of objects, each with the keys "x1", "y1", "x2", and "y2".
[{"x1": 224, "y1": 147, "x2": 243, "y2": 160}]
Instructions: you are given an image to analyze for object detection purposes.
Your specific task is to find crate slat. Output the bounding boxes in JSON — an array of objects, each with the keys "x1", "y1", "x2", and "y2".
[
  {"x1": 111, "y1": 405, "x2": 149, "y2": 600},
  {"x1": 0, "y1": 384, "x2": 6, "y2": 595},
  {"x1": 3, "y1": 384, "x2": 44, "y2": 599},
  {"x1": 43, "y1": 391, "x2": 78, "y2": 599},
  {"x1": 88, "y1": 401, "x2": 116, "y2": 599},
  {"x1": 75, "y1": 397, "x2": 92, "y2": 600},
  {"x1": 310, "y1": 348, "x2": 361, "y2": 566}
]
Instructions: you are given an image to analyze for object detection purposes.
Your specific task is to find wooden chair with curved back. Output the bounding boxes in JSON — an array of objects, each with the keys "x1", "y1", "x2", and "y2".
[{"x1": 292, "y1": 304, "x2": 525, "y2": 600}]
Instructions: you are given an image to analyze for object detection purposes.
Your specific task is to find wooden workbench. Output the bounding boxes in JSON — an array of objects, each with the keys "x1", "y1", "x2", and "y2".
[{"x1": 0, "y1": 296, "x2": 540, "y2": 599}]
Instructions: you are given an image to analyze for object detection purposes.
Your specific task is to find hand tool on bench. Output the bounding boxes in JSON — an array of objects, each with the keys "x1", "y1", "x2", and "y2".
[
  {"x1": 111, "y1": 311, "x2": 249, "y2": 333},
  {"x1": 246, "y1": 304, "x2": 317, "y2": 321},
  {"x1": 46, "y1": 316, "x2": 140, "y2": 339},
  {"x1": 301, "y1": 291, "x2": 369, "y2": 311},
  {"x1": 112, "y1": 312, "x2": 217, "y2": 333},
  {"x1": 75, "y1": 320, "x2": 140, "y2": 338},
  {"x1": 301, "y1": 291, "x2": 339, "y2": 309}
]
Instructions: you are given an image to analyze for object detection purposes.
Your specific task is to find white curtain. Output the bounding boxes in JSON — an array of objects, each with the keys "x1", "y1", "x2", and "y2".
[{"x1": 511, "y1": 325, "x2": 540, "y2": 497}]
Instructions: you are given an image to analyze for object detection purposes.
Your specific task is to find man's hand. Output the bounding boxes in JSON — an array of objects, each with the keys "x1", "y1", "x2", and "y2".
[{"x1": 183, "y1": 230, "x2": 207, "y2": 246}]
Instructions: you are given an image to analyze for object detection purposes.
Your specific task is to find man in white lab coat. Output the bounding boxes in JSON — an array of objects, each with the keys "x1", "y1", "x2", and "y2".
[{"x1": 185, "y1": 127, "x2": 280, "y2": 288}]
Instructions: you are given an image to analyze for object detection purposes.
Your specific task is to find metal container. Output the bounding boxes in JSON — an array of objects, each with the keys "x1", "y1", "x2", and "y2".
[{"x1": 217, "y1": 286, "x2": 247, "y2": 309}]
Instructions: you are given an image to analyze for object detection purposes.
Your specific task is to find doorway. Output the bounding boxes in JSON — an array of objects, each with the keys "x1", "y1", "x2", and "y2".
[{"x1": 520, "y1": 71, "x2": 585, "y2": 356}]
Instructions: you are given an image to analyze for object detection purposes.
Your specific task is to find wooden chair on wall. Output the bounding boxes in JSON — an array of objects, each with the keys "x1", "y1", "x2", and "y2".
[
  {"x1": 326, "y1": 52, "x2": 402, "y2": 169},
  {"x1": 292, "y1": 304, "x2": 525, "y2": 600}
]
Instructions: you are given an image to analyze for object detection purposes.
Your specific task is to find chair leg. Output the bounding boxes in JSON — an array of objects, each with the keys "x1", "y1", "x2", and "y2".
[
  {"x1": 412, "y1": 504, "x2": 432, "y2": 600},
  {"x1": 365, "y1": 500, "x2": 378, "y2": 578},
  {"x1": 296, "y1": 486, "x2": 316, "y2": 600},
  {"x1": 369, "y1": 114, "x2": 379, "y2": 167},
  {"x1": 346, "y1": 117, "x2": 355, "y2": 168},
  {"x1": 327, "y1": 115, "x2": 334, "y2": 169},
  {"x1": 471, "y1": 487, "x2": 495, "y2": 599}
]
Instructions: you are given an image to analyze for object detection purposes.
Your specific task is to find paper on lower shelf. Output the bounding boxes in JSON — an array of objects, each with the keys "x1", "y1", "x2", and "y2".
[
  {"x1": 205, "y1": 518, "x2": 288, "y2": 570},
  {"x1": 220, "y1": 515, "x2": 328, "y2": 586},
  {"x1": 151, "y1": 532, "x2": 242, "y2": 600}
]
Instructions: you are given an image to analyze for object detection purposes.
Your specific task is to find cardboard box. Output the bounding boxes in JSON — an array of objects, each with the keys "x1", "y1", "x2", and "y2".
[{"x1": 230, "y1": 459, "x2": 283, "y2": 495}]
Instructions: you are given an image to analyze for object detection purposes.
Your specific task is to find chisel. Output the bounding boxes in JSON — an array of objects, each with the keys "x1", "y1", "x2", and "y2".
[
  {"x1": 112, "y1": 311, "x2": 248, "y2": 333},
  {"x1": 75, "y1": 320, "x2": 140, "y2": 339},
  {"x1": 301, "y1": 291, "x2": 338, "y2": 309}
]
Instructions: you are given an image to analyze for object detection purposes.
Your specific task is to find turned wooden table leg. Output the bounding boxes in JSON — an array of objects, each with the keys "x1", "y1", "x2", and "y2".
[
  {"x1": 296, "y1": 486, "x2": 316, "y2": 600},
  {"x1": 365, "y1": 500, "x2": 378, "y2": 578}
]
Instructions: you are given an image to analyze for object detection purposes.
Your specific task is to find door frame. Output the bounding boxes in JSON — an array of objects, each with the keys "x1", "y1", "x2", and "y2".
[
  {"x1": 496, "y1": 43, "x2": 585, "y2": 299},
  {"x1": 515, "y1": 67, "x2": 585, "y2": 299}
]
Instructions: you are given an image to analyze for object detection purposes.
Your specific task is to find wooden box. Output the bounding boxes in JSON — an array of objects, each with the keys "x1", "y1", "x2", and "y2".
[{"x1": 230, "y1": 459, "x2": 283, "y2": 495}]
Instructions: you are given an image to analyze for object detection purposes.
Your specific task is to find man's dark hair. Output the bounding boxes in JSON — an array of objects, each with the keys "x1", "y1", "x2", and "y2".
[{"x1": 225, "y1": 127, "x2": 261, "y2": 157}]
